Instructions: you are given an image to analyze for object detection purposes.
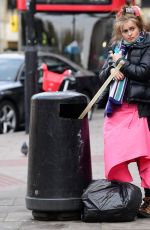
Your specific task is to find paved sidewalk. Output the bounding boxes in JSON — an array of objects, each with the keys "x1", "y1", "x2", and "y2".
[{"x1": 0, "y1": 109, "x2": 149, "y2": 229}]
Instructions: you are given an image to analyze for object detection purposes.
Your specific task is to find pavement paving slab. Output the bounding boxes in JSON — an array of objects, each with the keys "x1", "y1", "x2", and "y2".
[{"x1": 0, "y1": 109, "x2": 150, "y2": 229}]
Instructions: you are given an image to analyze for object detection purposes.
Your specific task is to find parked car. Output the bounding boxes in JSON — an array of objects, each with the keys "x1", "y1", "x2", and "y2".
[{"x1": 0, "y1": 52, "x2": 101, "y2": 134}]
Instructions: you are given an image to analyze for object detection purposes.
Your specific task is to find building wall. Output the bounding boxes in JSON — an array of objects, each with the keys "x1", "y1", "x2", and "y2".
[{"x1": 0, "y1": 0, "x2": 19, "y2": 52}]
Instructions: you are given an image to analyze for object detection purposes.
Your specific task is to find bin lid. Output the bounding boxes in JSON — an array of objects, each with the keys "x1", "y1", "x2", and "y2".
[{"x1": 32, "y1": 91, "x2": 87, "y2": 104}]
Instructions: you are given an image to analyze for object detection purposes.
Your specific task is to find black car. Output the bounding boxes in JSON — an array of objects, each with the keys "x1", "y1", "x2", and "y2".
[{"x1": 0, "y1": 52, "x2": 101, "y2": 134}]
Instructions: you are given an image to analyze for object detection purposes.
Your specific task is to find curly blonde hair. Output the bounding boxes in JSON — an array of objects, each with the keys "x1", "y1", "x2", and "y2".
[{"x1": 111, "y1": 5, "x2": 146, "y2": 44}]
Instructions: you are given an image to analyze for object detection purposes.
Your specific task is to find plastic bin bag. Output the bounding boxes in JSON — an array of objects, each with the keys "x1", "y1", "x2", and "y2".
[{"x1": 81, "y1": 179, "x2": 142, "y2": 222}]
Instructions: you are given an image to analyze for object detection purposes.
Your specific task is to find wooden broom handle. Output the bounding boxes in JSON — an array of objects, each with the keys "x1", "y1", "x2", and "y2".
[{"x1": 78, "y1": 61, "x2": 124, "y2": 119}]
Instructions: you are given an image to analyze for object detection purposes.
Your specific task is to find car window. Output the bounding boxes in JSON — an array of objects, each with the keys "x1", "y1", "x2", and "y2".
[
  {"x1": 39, "y1": 56, "x2": 76, "y2": 74},
  {"x1": 20, "y1": 68, "x2": 25, "y2": 80},
  {"x1": 0, "y1": 58, "x2": 23, "y2": 81}
]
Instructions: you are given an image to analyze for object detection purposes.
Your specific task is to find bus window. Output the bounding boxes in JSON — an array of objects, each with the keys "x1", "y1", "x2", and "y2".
[
  {"x1": 18, "y1": 0, "x2": 135, "y2": 73},
  {"x1": 88, "y1": 16, "x2": 114, "y2": 74},
  {"x1": 21, "y1": 12, "x2": 114, "y2": 73}
]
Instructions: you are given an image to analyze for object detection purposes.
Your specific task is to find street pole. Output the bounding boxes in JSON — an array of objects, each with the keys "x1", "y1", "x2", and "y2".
[{"x1": 25, "y1": 0, "x2": 38, "y2": 133}]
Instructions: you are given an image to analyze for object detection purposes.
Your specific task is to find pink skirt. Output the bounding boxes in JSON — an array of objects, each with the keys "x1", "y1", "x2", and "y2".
[{"x1": 104, "y1": 103, "x2": 150, "y2": 188}]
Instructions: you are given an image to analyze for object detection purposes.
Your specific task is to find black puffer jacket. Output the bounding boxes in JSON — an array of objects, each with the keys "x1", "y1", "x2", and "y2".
[{"x1": 99, "y1": 32, "x2": 150, "y2": 124}]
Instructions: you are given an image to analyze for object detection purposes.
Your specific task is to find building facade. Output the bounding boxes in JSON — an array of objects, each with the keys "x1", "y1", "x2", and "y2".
[{"x1": 0, "y1": 0, "x2": 19, "y2": 52}]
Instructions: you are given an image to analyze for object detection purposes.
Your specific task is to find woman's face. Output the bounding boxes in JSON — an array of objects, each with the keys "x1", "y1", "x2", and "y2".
[{"x1": 121, "y1": 20, "x2": 140, "y2": 43}]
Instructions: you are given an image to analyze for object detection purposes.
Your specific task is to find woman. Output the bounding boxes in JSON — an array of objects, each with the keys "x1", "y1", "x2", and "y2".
[{"x1": 99, "y1": 5, "x2": 150, "y2": 218}]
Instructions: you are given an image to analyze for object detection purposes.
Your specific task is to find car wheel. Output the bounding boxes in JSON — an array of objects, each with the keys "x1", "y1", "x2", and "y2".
[{"x1": 0, "y1": 101, "x2": 18, "y2": 134}]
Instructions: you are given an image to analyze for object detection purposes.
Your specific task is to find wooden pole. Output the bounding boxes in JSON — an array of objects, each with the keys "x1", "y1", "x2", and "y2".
[{"x1": 78, "y1": 61, "x2": 124, "y2": 119}]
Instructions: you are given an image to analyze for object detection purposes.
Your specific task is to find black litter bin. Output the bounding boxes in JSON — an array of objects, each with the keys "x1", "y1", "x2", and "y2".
[{"x1": 26, "y1": 91, "x2": 92, "y2": 220}]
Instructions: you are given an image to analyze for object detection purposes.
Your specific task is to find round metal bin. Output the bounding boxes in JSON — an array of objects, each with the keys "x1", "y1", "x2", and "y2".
[{"x1": 26, "y1": 91, "x2": 92, "y2": 220}]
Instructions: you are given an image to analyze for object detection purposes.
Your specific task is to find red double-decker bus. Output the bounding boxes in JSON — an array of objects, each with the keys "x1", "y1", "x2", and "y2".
[
  {"x1": 17, "y1": 0, "x2": 135, "y2": 12},
  {"x1": 17, "y1": 0, "x2": 136, "y2": 73}
]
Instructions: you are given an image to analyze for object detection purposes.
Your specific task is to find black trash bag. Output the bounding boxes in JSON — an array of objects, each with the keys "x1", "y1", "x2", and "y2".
[{"x1": 81, "y1": 179, "x2": 142, "y2": 222}]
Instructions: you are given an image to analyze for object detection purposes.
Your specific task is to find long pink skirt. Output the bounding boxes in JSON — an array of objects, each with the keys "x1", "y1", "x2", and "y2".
[{"x1": 104, "y1": 103, "x2": 150, "y2": 188}]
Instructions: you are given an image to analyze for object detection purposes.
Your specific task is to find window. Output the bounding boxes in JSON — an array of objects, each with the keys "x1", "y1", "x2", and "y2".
[
  {"x1": 0, "y1": 58, "x2": 23, "y2": 81},
  {"x1": 39, "y1": 56, "x2": 76, "y2": 73}
]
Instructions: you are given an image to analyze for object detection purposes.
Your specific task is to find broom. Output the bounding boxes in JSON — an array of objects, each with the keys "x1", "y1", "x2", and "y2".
[{"x1": 78, "y1": 61, "x2": 124, "y2": 119}]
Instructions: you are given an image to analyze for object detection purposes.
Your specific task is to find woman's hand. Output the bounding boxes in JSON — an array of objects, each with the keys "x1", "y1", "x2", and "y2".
[
  {"x1": 109, "y1": 50, "x2": 124, "y2": 80},
  {"x1": 110, "y1": 50, "x2": 123, "y2": 63},
  {"x1": 110, "y1": 67, "x2": 125, "y2": 81}
]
